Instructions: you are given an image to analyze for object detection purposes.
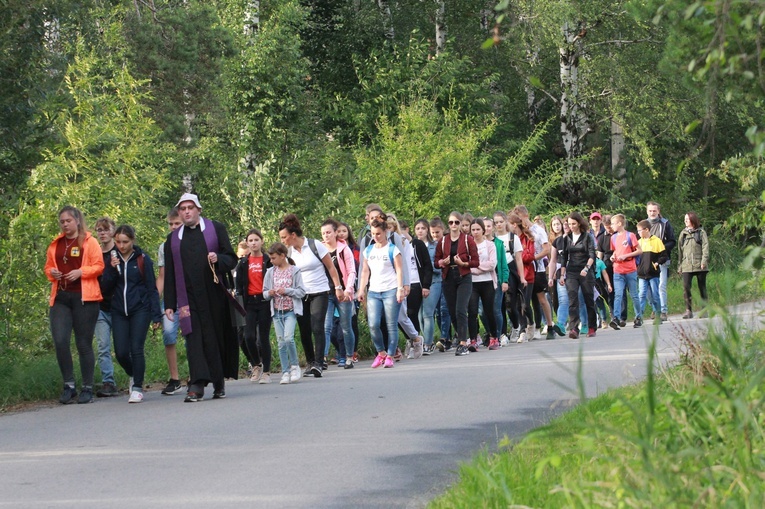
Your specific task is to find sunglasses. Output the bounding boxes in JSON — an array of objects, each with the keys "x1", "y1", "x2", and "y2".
[{"x1": 448, "y1": 220, "x2": 461, "y2": 225}]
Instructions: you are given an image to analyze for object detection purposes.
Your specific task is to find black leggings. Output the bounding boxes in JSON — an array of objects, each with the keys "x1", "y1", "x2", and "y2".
[
  {"x1": 469, "y1": 280, "x2": 496, "y2": 338},
  {"x1": 519, "y1": 283, "x2": 534, "y2": 330},
  {"x1": 297, "y1": 292, "x2": 329, "y2": 365},
  {"x1": 245, "y1": 297, "x2": 273, "y2": 372},
  {"x1": 49, "y1": 291, "x2": 99, "y2": 387},
  {"x1": 505, "y1": 269, "x2": 521, "y2": 330},
  {"x1": 682, "y1": 271, "x2": 708, "y2": 311},
  {"x1": 406, "y1": 283, "x2": 423, "y2": 334}
]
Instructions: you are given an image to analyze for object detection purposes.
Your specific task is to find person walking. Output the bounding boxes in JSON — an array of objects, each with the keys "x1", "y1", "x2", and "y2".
[
  {"x1": 102, "y1": 225, "x2": 162, "y2": 403},
  {"x1": 677, "y1": 212, "x2": 710, "y2": 318},
  {"x1": 44, "y1": 206, "x2": 104, "y2": 404},
  {"x1": 94, "y1": 217, "x2": 120, "y2": 397},
  {"x1": 163, "y1": 193, "x2": 240, "y2": 402},
  {"x1": 559, "y1": 213, "x2": 598, "y2": 339},
  {"x1": 645, "y1": 201, "x2": 676, "y2": 321}
]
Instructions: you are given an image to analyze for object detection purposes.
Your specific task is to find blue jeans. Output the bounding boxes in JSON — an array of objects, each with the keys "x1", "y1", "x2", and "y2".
[
  {"x1": 554, "y1": 281, "x2": 569, "y2": 331},
  {"x1": 94, "y1": 309, "x2": 115, "y2": 385},
  {"x1": 273, "y1": 310, "x2": 299, "y2": 373},
  {"x1": 639, "y1": 277, "x2": 661, "y2": 317},
  {"x1": 613, "y1": 271, "x2": 641, "y2": 320},
  {"x1": 366, "y1": 288, "x2": 402, "y2": 357},
  {"x1": 436, "y1": 286, "x2": 452, "y2": 340},
  {"x1": 324, "y1": 294, "x2": 355, "y2": 360},
  {"x1": 112, "y1": 308, "x2": 151, "y2": 390},
  {"x1": 645, "y1": 261, "x2": 669, "y2": 314},
  {"x1": 419, "y1": 279, "x2": 441, "y2": 345}
]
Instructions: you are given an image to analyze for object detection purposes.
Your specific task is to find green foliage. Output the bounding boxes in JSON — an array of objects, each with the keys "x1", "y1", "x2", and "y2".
[
  {"x1": 354, "y1": 99, "x2": 496, "y2": 222},
  {"x1": 0, "y1": 47, "x2": 174, "y2": 354}
]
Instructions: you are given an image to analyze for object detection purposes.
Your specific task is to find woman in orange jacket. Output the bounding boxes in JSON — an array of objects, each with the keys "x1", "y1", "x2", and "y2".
[{"x1": 44, "y1": 206, "x2": 104, "y2": 404}]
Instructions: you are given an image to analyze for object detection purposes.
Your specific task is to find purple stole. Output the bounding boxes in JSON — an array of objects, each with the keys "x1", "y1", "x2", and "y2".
[{"x1": 171, "y1": 218, "x2": 219, "y2": 336}]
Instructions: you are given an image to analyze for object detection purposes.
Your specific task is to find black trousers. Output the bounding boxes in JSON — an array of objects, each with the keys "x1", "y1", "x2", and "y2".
[
  {"x1": 442, "y1": 269, "x2": 472, "y2": 343},
  {"x1": 297, "y1": 292, "x2": 329, "y2": 365},
  {"x1": 566, "y1": 271, "x2": 596, "y2": 331},
  {"x1": 245, "y1": 297, "x2": 273, "y2": 372},
  {"x1": 682, "y1": 271, "x2": 708, "y2": 311},
  {"x1": 469, "y1": 280, "x2": 497, "y2": 338}
]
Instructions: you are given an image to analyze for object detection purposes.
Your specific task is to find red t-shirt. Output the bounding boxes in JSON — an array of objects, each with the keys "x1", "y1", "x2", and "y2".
[
  {"x1": 56, "y1": 237, "x2": 83, "y2": 293},
  {"x1": 612, "y1": 231, "x2": 638, "y2": 274},
  {"x1": 247, "y1": 255, "x2": 264, "y2": 295}
]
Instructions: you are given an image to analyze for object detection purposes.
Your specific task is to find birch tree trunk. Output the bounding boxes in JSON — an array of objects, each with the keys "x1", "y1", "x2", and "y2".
[
  {"x1": 244, "y1": 0, "x2": 260, "y2": 38},
  {"x1": 611, "y1": 117, "x2": 626, "y2": 187},
  {"x1": 435, "y1": 0, "x2": 446, "y2": 55},
  {"x1": 559, "y1": 22, "x2": 591, "y2": 165},
  {"x1": 378, "y1": 0, "x2": 394, "y2": 42}
]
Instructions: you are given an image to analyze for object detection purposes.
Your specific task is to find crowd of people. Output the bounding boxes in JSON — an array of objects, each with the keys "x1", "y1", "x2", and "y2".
[{"x1": 44, "y1": 195, "x2": 710, "y2": 404}]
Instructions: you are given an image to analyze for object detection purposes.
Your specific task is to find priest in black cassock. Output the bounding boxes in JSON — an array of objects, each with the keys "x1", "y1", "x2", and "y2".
[{"x1": 163, "y1": 193, "x2": 239, "y2": 402}]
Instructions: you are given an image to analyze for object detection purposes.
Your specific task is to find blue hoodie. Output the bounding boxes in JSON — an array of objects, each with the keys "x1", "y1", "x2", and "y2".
[{"x1": 101, "y1": 245, "x2": 162, "y2": 322}]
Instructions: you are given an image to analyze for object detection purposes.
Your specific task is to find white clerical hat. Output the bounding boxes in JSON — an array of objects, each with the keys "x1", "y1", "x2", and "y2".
[{"x1": 176, "y1": 193, "x2": 202, "y2": 209}]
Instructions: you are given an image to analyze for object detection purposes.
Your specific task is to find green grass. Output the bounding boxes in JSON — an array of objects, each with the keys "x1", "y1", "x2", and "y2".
[{"x1": 429, "y1": 308, "x2": 765, "y2": 508}]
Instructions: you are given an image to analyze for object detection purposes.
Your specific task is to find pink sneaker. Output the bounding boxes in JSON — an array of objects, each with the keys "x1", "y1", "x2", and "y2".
[
  {"x1": 371, "y1": 354, "x2": 385, "y2": 368},
  {"x1": 383, "y1": 356, "x2": 395, "y2": 368},
  {"x1": 488, "y1": 338, "x2": 500, "y2": 350}
]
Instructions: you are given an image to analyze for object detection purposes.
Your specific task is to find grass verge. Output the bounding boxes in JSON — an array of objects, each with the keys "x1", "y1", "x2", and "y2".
[{"x1": 429, "y1": 308, "x2": 765, "y2": 508}]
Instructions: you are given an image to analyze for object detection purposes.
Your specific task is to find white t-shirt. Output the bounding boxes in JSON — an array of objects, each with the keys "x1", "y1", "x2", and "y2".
[
  {"x1": 531, "y1": 224, "x2": 549, "y2": 273},
  {"x1": 404, "y1": 241, "x2": 420, "y2": 285},
  {"x1": 364, "y1": 243, "x2": 401, "y2": 293},
  {"x1": 473, "y1": 239, "x2": 496, "y2": 283},
  {"x1": 496, "y1": 233, "x2": 523, "y2": 260},
  {"x1": 290, "y1": 238, "x2": 330, "y2": 294}
]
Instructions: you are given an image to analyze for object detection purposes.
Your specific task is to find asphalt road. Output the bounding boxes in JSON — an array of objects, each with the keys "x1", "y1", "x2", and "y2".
[{"x1": 2, "y1": 304, "x2": 761, "y2": 509}]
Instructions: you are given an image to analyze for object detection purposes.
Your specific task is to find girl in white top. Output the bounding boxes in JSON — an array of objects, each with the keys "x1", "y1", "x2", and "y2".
[
  {"x1": 494, "y1": 211, "x2": 526, "y2": 338},
  {"x1": 467, "y1": 219, "x2": 498, "y2": 350},
  {"x1": 358, "y1": 215, "x2": 405, "y2": 369},
  {"x1": 278, "y1": 214, "x2": 344, "y2": 377}
]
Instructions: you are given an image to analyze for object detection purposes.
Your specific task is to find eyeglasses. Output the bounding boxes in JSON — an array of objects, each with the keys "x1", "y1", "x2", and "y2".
[{"x1": 448, "y1": 220, "x2": 460, "y2": 225}]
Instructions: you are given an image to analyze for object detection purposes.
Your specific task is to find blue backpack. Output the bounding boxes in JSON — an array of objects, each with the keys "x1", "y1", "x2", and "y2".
[{"x1": 364, "y1": 242, "x2": 396, "y2": 268}]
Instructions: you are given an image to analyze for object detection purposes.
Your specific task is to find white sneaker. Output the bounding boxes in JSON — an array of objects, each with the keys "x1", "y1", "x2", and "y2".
[
  {"x1": 412, "y1": 337, "x2": 424, "y2": 359},
  {"x1": 259, "y1": 373, "x2": 271, "y2": 384},
  {"x1": 517, "y1": 332, "x2": 527, "y2": 344},
  {"x1": 128, "y1": 390, "x2": 143, "y2": 403},
  {"x1": 405, "y1": 340, "x2": 413, "y2": 359},
  {"x1": 510, "y1": 327, "x2": 520, "y2": 342},
  {"x1": 499, "y1": 334, "x2": 509, "y2": 347},
  {"x1": 534, "y1": 328, "x2": 542, "y2": 340},
  {"x1": 289, "y1": 365, "x2": 301, "y2": 383},
  {"x1": 541, "y1": 325, "x2": 548, "y2": 334},
  {"x1": 279, "y1": 372, "x2": 291, "y2": 385},
  {"x1": 526, "y1": 326, "x2": 536, "y2": 341}
]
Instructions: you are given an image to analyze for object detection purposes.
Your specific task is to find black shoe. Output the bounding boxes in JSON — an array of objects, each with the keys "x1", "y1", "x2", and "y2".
[
  {"x1": 96, "y1": 382, "x2": 119, "y2": 397},
  {"x1": 310, "y1": 363, "x2": 323, "y2": 378},
  {"x1": 634, "y1": 317, "x2": 643, "y2": 328},
  {"x1": 344, "y1": 361, "x2": 354, "y2": 369},
  {"x1": 184, "y1": 391, "x2": 203, "y2": 402},
  {"x1": 553, "y1": 324, "x2": 566, "y2": 337},
  {"x1": 59, "y1": 385, "x2": 77, "y2": 405},
  {"x1": 455, "y1": 345, "x2": 469, "y2": 356},
  {"x1": 618, "y1": 320, "x2": 627, "y2": 328},
  {"x1": 660, "y1": 312, "x2": 668, "y2": 322},
  {"x1": 77, "y1": 387, "x2": 94, "y2": 404},
  {"x1": 608, "y1": 319, "x2": 621, "y2": 330},
  {"x1": 161, "y1": 379, "x2": 183, "y2": 395},
  {"x1": 444, "y1": 341, "x2": 453, "y2": 352},
  {"x1": 212, "y1": 390, "x2": 226, "y2": 399}
]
